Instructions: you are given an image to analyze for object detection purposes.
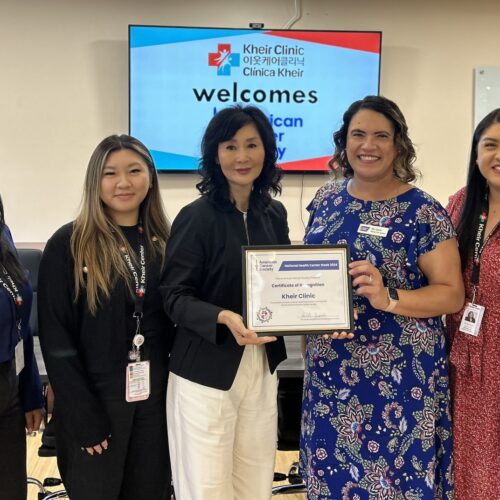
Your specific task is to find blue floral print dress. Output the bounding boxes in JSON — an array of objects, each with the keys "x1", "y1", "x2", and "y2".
[{"x1": 300, "y1": 180, "x2": 454, "y2": 500}]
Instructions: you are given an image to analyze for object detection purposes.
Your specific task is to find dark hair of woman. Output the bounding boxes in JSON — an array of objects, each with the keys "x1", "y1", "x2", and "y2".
[
  {"x1": 0, "y1": 195, "x2": 26, "y2": 284},
  {"x1": 329, "y1": 95, "x2": 419, "y2": 183},
  {"x1": 456, "y1": 108, "x2": 500, "y2": 271},
  {"x1": 196, "y1": 105, "x2": 283, "y2": 208}
]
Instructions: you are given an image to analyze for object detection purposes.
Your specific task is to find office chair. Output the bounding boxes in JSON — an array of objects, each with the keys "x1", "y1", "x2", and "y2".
[
  {"x1": 27, "y1": 477, "x2": 67, "y2": 499},
  {"x1": 272, "y1": 352, "x2": 306, "y2": 496},
  {"x1": 17, "y1": 248, "x2": 42, "y2": 337},
  {"x1": 18, "y1": 249, "x2": 68, "y2": 499}
]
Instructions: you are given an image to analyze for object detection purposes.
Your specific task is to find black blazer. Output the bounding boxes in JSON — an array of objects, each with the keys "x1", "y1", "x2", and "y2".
[
  {"x1": 160, "y1": 196, "x2": 290, "y2": 390},
  {"x1": 38, "y1": 223, "x2": 173, "y2": 446}
]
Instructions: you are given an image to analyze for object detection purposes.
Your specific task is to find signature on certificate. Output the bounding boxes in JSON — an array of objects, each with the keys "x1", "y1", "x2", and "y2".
[{"x1": 300, "y1": 311, "x2": 331, "y2": 320}]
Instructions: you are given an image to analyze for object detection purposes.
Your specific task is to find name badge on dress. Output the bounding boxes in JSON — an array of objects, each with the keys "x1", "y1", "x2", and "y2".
[
  {"x1": 125, "y1": 361, "x2": 150, "y2": 402},
  {"x1": 15, "y1": 339, "x2": 24, "y2": 375},
  {"x1": 459, "y1": 302, "x2": 485, "y2": 336},
  {"x1": 357, "y1": 224, "x2": 389, "y2": 237}
]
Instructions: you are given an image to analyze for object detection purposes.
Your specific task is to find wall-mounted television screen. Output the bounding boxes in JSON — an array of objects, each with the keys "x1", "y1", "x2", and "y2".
[{"x1": 129, "y1": 26, "x2": 381, "y2": 173}]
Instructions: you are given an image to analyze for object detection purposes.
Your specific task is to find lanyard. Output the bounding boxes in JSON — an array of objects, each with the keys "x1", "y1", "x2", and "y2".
[
  {"x1": 471, "y1": 206, "x2": 487, "y2": 286},
  {"x1": 470, "y1": 193, "x2": 500, "y2": 301},
  {"x1": 120, "y1": 225, "x2": 146, "y2": 361},
  {"x1": 0, "y1": 266, "x2": 23, "y2": 339}
]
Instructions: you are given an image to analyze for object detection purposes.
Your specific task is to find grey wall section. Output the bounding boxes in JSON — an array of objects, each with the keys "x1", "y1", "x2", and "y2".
[{"x1": 1, "y1": 0, "x2": 500, "y2": 242}]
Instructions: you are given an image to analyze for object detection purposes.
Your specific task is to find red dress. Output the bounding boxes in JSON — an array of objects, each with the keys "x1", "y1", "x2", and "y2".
[{"x1": 446, "y1": 188, "x2": 500, "y2": 500}]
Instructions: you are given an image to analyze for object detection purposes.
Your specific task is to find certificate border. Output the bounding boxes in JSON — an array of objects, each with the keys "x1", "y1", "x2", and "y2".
[{"x1": 242, "y1": 244, "x2": 354, "y2": 336}]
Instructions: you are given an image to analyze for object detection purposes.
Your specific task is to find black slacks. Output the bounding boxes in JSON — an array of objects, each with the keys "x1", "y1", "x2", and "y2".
[
  {"x1": 0, "y1": 361, "x2": 27, "y2": 500},
  {"x1": 55, "y1": 353, "x2": 171, "y2": 500}
]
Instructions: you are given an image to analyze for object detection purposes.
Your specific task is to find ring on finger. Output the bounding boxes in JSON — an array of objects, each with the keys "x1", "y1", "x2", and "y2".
[{"x1": 368, "y1": 274, "x2": 373, "y2": 283}]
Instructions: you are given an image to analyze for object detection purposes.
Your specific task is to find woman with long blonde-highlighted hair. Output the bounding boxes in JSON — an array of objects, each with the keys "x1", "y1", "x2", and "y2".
[{"x1": 39, "y1": 134, "x2": 173, "y2": 500}]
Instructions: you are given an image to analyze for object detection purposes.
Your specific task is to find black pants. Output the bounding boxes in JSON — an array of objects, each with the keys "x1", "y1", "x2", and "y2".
[
  {"x1": 55, "y1": 356, "x2": 171, "y2": 500},
  {"x1": 0, "y1": 361, "x2": 26, "y2": 500}
]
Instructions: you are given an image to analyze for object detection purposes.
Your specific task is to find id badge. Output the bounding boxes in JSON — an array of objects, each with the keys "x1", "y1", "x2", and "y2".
[
  {"x1": 357, "y1": 223, "x2": 390, "y2": 237},
  {"x1": 459, "y1": 302, "x2": 485, "y2": 337},
  {"x1": 15, "y1": 339, "x2": 24, "y2": 375},
  {"x1": 125, "y1": 361, "x2": 150, "y2": 402}
]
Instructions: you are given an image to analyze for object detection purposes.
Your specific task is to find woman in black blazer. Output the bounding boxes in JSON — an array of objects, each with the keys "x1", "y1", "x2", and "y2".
[
  {"x1": 38, "y1": 135, "x2": 173, "y2": 500},
  {"x1": 161, "y1": 105, "x2": 290, "y2": 500}
]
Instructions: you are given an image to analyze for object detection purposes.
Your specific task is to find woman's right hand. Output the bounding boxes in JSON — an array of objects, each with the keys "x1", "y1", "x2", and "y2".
[
  {"x1": 83, "y1": 438, "x2": 109, "y2": 456},
  {"x1": 217, "y1": 310, "x2": 277, "y2": 346}
]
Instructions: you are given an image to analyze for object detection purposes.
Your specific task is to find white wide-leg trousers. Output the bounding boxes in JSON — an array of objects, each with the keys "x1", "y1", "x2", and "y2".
[{"x1": 167, "y1": 345, "x2": 279, "y2": 500}]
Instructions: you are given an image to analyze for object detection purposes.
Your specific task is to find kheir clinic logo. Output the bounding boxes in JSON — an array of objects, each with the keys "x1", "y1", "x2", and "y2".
[{"x1": 208, "y1": 43, "x2": 240, "y2": 76}]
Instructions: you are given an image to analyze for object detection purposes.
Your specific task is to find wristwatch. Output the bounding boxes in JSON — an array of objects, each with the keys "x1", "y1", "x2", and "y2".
[{"x1": 384, "y1": 287, "x2": 399, "y2": 313}]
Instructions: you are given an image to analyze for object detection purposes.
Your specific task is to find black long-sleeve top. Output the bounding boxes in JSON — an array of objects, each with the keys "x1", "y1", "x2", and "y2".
[
  {"x1": 160, "y1": 195, "x2": 290, "y2": 390},
  {"x1": 38, "y1": 222, "x2": 173, "y2": 447}
]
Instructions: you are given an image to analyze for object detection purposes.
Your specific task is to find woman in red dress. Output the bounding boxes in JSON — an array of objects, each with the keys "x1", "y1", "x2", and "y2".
[{"x1": 446, "y1": 108, "x2": 500, "y2": 499}]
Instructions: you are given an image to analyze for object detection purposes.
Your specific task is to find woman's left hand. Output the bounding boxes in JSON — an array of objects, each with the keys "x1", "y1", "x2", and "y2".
[
  {"x1": 349, "y1": 260, "x2": 388, "y2": 310},
  {"x1": 25, "y1": 408, "x2": 45, "y2": 434}
]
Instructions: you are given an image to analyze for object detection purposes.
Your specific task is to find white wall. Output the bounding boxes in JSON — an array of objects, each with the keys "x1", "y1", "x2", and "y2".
[{"x1": 1, "y1": 0, "x2": 499, "y2": 243}]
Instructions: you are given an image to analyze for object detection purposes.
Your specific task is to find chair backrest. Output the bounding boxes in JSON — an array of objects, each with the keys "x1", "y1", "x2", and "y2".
[{"x1": 17, "y1": 248, "x2": 43, "y2": 336}]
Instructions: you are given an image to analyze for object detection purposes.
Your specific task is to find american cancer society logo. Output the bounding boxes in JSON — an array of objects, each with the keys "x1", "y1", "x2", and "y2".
[{"x1": 208, "y1": 43, "x2": 240, "y2": 76}]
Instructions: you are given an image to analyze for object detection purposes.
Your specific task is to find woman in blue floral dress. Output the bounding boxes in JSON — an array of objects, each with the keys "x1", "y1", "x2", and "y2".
[{"x1": 300, "y1": 96, "x2": 464, "y2": 500}]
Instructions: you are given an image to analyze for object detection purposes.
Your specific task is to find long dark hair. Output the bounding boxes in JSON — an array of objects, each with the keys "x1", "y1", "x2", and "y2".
[
  {"x1": 329, "y1": 95, "x2": 419, "y2": 183},
  {"x1": 0, "y1": 195, "x2": 26, "y2": 284},
  {"x1": 456, "y1": 108, "x2": 500, "y2": 270},
  {"x1": 196, "y1": 105, "x2": 283, "y2": 208}
]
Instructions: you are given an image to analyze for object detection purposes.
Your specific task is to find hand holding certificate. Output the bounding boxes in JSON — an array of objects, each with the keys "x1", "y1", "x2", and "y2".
[
  {"x1": 217, "y1": 309, "x2": 278, "y2": 345},
  {"x1": 242, "y1": 245, "x2": 355, "y2": 336}
]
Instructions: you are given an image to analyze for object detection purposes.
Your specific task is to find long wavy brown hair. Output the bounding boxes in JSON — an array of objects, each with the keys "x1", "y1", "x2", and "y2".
[{"x1": 71, "y1": 135, "x2": 170, "y2": 314}]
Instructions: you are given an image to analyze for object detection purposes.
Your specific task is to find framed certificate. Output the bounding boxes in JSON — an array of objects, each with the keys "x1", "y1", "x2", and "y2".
[{"x1": 242, "y1": 245, "x2": 354, "y2": 336}]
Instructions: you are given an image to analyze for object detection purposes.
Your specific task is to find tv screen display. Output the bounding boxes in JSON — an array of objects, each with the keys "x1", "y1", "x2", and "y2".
[{"x1": 129, "y1": 26, "x2": 381, "y2": 172}]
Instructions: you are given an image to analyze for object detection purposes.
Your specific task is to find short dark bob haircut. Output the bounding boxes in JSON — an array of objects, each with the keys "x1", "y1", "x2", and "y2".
[
  {"x1": 329, "y1": 95, "x2": 419, "y2": 183},
  {"x1": 196, "y1": 105, "x2": 283, "y2": 207},
  {"x1": 456, "y1": 107, "x2": 500, "y2": 270}
]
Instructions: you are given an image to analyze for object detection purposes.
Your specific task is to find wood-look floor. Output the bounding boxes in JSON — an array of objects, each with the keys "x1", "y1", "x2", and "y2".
[
  {"x1": 27, "y1": 431, "x2": 59, "y2": 498},
  {"x1": 27, "y1": 432, "x2": 306, "y2": 499}
]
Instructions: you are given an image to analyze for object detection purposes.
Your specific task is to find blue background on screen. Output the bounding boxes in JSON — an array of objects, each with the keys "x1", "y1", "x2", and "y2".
[
  {"x1": 129, "y1": 27, "x2": 381, "y2": 172},
  {"x1": 130, "y1": 27, "x2": 252, "y2": 48}
]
